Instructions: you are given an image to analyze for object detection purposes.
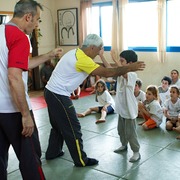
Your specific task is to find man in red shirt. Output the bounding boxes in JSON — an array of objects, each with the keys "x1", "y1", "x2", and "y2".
[{"x1": 0, "y1": 0, "x2": 62, "y2": 179}]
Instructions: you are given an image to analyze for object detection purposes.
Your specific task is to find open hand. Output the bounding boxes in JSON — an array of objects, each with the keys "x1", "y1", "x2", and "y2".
[
  {"x1": 49, "y1": 47, "x2": 63, "y2": 59},
  {"x1": 129, "y1": 61, "x2": 146, "y2": 71}
]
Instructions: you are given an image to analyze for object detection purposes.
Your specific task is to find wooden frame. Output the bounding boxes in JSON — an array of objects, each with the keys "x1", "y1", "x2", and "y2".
[
  {"x1": 0, "y1": 11, "x2": 13, "y2": 25},
  {"x1": 57, "y1": 8, "x2": 79, "y2": 46}
]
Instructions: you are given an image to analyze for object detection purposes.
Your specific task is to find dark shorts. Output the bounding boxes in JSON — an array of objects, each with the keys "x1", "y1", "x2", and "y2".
[
  {"x1": 166, "y1": 118, "x2": 177, "y2": 127},
  {"x1": 98, "y1": 105, "x2": 114, "y2": 114}
]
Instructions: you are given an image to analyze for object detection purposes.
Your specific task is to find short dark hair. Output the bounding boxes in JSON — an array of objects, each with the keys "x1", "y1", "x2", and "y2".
[
  {"x1": 13, "y1": 0, "x2": 43, "y2": 18},
  {"x1": 120, "y1": 50, "x2": 137, "y2": 63},
  {"x1": 171, "y1": 69, "x2": 179, "y2": 75},
  {"x1": 136, "y1": 79, "x2": 143, "y2": 88},
  {"x1": 161, "y1": 76, "x2": 171, "y2": 85}
]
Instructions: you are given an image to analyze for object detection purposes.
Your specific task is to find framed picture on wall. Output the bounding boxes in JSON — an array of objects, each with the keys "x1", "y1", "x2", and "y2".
[{"x1": 57, "y1": 8, "x2": 79, "y2": 46}]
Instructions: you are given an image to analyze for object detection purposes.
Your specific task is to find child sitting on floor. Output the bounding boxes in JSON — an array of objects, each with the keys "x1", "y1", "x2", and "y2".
[
  {"x1": 77, "y1": 79, "x2": 115, "y2": 124},
  {"x1": 134, "y1": 79, "x2": 146, "y2": 118},
  {"x1": 158, "y1": 76, "x2": 171, "y2": 107},
  {"x1": 163, "y1": 86, "x2": 180, "y2": 131},
  {"x1": 173, "y1": 114, "x2": 180, "y2": 139},
  {"x1": 138, "y1": 85, "x2": 163, "y2": 130}
]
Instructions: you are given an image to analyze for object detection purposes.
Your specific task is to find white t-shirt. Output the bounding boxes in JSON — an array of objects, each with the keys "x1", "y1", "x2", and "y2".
[
  {"x1": 171, "y1": 79, "x2": 180, "y2": 90},
  {"x1": 145, "y1": 100, "x2": 163, "y2": 126},
  {"x1": 0, "y1": 24, "x2": 31, "y2": 113},
  {"x1": 46, "y1": 48, "x2": 99, "y2": 96},
  {"x1": 163, "y1": 98, "x2": 180, "y2": 117},
  {"x1": 97, "y1": 90, "x2": 115, "y2": 109},
  {"x1": 158, "y1": 86, "x2": 170, "y2": 107},
  {"x1": 135, "y1": 90, "x2": 146, "y2": 103},
  {"x1": 115, "y1": 72, "x2": 138, "y2": 119}
]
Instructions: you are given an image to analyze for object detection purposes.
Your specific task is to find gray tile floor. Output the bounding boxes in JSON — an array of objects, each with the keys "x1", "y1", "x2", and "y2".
[{"x1": 7, "y1": 93, "x2": 180, "y2": 180}]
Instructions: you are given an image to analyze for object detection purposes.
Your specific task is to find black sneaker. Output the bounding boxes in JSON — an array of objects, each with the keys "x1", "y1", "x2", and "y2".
[
  {"x1": 75, "y1": 158, "x2": 99, "y2": 167},
  {"x1": 86, "y1": 158, "x2": 99, "y2": 166}
]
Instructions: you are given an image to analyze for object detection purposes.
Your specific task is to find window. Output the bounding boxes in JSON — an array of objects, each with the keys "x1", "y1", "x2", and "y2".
[
  {"x1": 0, "y1": 14, "x2": 12, "y2": 24},
  {"x1": 91, "y1": 2, "x2": 112, "y2": 50},
  {"x1": 127, "y1": 0, "x2": 157, "y2": 51},
  {"x1": 167, "y1": 0, "x2": 180, "y2": 52},
  {"x1": 88, "y1": 0, "x2": 180, "y2": 52}
]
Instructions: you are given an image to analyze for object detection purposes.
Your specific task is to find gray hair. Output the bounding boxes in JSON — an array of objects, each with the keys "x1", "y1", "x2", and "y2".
[
  {"x1": 13, "y1": 0, "x2": 43, "y2": 18},
  {"x1": 82, "y1": 34, "x2": 103, "y2": 48}
]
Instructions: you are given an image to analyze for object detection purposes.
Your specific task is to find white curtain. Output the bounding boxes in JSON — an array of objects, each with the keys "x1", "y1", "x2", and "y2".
[
  {"x1": 111, "y1": 0, "x2": 128, "y2": 59},
  {"x1": 157, "y1": 0, "x2": 167, "y2": 63},
  {"x1": 79, "y1": 0, "x2": 92, "y2": 46}
]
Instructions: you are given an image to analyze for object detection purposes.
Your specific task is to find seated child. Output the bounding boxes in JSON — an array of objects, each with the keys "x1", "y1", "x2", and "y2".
[
  {"x1": 134, "y1": 79, "x2": 146, "y2": 118},
  {"x1": 77, "y1": 79, "x2": 115, "y2": 124},
  {"x1": 173, "y1": 114, "x2": 180, "y2": 139},
  {"x1": 138, "y1": 85, "x2": 163, "y2": 130},
  {"x1": 163, "y1": 86, "x2": 180, "y2": 131},
  {"x1": 170, "y1": 69, "x2": 180, "y2": 90},
  {"x1": 158, "y1": 76, "x2": 171, "y2": 107},
  {"x1": 98, "y1": 48, "x2": 116, "y2": 95}
]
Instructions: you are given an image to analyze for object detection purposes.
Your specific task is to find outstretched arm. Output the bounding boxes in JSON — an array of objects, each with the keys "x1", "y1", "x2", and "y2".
[
  {"x1": 91, "y1": 61, "x2": 145, "y2": 78},
  {"x1": 29, "y1": 48, "x2": 63, "y2": 69}
]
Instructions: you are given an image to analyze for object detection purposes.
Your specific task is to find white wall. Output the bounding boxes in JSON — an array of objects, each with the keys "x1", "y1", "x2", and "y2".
[
  {"x1": 0, "y1": 0, "x2": 17, "y2": 11},
  {"x1": 1, "y1": 0, "x2": 180, "y2": 91},
  {"x1": 0, "y1": 0, "x2": 57, "y2": 55}
]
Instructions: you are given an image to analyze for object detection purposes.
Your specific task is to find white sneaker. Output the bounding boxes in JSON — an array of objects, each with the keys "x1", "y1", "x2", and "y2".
[
  {"x1": 129, "y1": 152, "x2": 141, "y2": 162},
  {"x1": 114, "y1": 146, "x2": 127, "y2": 153}
]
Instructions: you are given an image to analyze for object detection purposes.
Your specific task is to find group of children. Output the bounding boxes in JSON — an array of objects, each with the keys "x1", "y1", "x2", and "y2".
[{"x1": 77, "y1": 50, "x2": 180, "y2": 163}]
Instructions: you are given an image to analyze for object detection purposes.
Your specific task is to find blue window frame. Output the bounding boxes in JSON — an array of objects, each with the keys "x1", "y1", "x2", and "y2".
[
  {"x1": 92, "y1": 2, "x2": 112, "y2": 51},
  {"x1": 166, "y1": 0, "x2": 180, "y2": 52},
  {"x1": 91, "y1": 0, "x2": 180, "y2": 52},
  {"x1": 127, "y1": 0, "x2": 157, "y2": 52}
]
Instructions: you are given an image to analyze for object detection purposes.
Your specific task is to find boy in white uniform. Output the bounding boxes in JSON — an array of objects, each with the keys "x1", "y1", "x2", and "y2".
[
  {"x1": 114, "y1": 50, "x2": 140, "y2": 162},
  {"x1": 158, "y1": 76, "x2": 171, "y2": 107}
]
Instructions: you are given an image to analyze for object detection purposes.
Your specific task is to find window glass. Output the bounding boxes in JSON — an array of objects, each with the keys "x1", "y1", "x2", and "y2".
[
  {"x1": 91, "y1": 6, "x2": 100, "y2": 35},
  {"x1": 167, "y1": 0, "x2": 180, "y2": 46},
  {"x1": 126, "y1": 1, "x2": 157, "y2": 47},
  {"x1": 0, "y1": 15, "x2": 11, "y2": 24},
  {"x1": 101, "y1": 6, "x2": 112, "y2": 46},
  {"x1": 89, "y1": 0, "x2": 180, "y2": 52},
  {"x1": 91, "y1": 4, "x2": 112, "y2": 47}
]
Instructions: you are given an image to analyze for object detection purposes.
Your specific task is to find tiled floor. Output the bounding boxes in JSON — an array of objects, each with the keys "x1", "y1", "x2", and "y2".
[{"x1": 7, "y1": 91, "x2": 180, "y2": 180}]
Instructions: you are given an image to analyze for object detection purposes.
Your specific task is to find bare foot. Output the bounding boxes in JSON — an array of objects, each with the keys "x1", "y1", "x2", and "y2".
[
  {"x1": 172, "y1": 127, "x2": 180, "y2": 133},
  {"x1": 77, "y1": 113, "x2": 85, "y2": 118},
  {"x1": 95, "y1": 119, "x2": 106, "y2": 124},
  {"x1": 138, "y1": 121, "x2": 145, "y2": 125},
  {"x1": 74, "y1": 95, "x2": 79, "y2": 99}
]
